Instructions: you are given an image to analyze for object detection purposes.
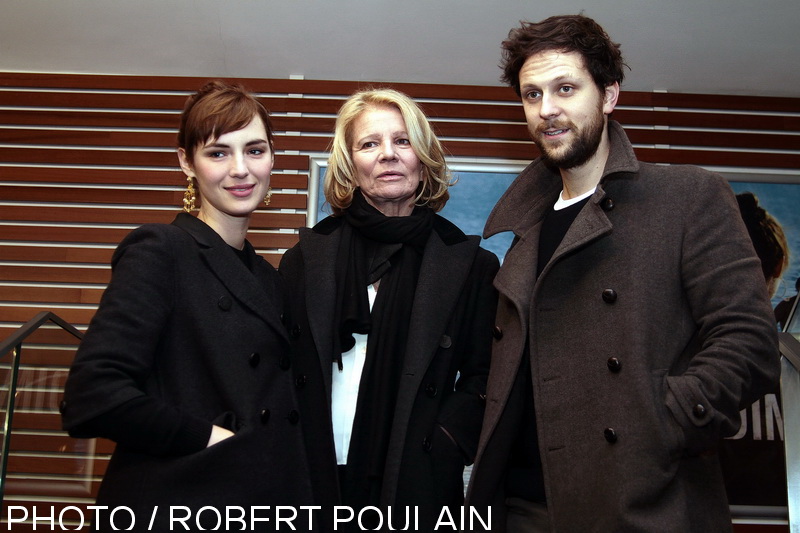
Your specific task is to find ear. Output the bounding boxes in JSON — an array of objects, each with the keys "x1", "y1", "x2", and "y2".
[
  {"x1": 603, "y1": 82, "x2": 620, "y2": 115},
  {"x1": 177, "y1": 148, "x2": 194, "y2": 178}
]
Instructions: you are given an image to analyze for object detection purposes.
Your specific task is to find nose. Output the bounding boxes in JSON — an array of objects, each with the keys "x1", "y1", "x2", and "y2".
[
  {"x1": 539, "y1": 92, "x2": 559, "y2": 118},
  {"x1": 379, "y1": 140, "x2": 397, "y2": 161},
  {"x1": 229, "y1": 154, "x2": 248, "y2": 177}
]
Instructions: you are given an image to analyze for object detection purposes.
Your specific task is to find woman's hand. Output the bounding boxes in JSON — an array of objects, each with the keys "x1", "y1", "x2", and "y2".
[{"x1": 207, "y1": 425, "x2": 235, "y2": 447}]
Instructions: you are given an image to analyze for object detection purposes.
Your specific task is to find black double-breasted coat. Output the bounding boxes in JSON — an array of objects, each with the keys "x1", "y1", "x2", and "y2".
[
  {"x1": 279, "y1": 214, "x2": 499, "y2": 530},
  {"x1": 62, "y1": 213, "x2": 312, "y2": 531}
]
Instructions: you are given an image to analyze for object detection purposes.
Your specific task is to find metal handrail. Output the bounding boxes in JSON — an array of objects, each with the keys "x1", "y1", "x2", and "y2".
[
  {"x1": 0, "y1": 311, "x2": 83, "y2": 355},
  {"x1": 0, "y1": 311, "x2": 83, "y2": 499},
  {"x1": 779, "y1": 332, "x2": 800, "y2": 533}
]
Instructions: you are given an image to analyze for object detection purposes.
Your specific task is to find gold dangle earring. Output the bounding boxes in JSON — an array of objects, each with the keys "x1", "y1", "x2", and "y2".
[
  {"x1": 183, "y1": 176, "x2": 197, "y2": 212},
  {"x1": 263, "y1": 186, "x2": 273, "y2": 206}
]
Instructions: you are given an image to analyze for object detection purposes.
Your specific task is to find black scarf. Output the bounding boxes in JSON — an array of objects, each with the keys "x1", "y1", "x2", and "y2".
[{"x1": 333, "y1": 189, "x2": 434, "y2": 512}]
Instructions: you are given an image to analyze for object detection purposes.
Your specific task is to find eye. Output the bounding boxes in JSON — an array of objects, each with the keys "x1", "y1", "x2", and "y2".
[
  {"x1": 207, "y1": 150, "x2": 226, "y2": 159},
  {"x1": 248, "y1": 148, "x2": 266, "y2": 156},
  {"x1": 395, "y1": 138, "x2": 411, "y2": 146},
  {"x1": 360, "y1": 141, "x2": 378, "y2": 149},
  {"x1": 559, "y1": 86, "x2": 574, "y2": 95},
  {"x1": 524, "y1": 90, "x2": 541, "y2": 100}
]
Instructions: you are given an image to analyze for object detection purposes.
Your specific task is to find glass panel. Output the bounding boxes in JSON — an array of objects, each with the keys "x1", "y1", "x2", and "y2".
[{"x1": 0, "y1": 316, "x2": 111, "y2": 530}]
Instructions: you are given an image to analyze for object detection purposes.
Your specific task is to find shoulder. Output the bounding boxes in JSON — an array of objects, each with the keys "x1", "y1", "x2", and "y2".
[
  {"x1": 112, "y1": 222, "x2": 189, "y2": 266},
  {"x1": 609, "y1": 163, "x2": 735, "y2": 215}
]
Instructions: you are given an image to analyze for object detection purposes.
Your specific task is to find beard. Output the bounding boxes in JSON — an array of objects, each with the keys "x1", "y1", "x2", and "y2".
[{"x1": 531, "y1": 106, "x2": 605, "y2": 170}]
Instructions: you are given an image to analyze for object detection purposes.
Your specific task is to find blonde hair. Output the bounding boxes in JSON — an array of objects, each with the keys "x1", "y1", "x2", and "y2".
[{"x1": 325, "y1": 88, "x2": 451, "y2": 215}]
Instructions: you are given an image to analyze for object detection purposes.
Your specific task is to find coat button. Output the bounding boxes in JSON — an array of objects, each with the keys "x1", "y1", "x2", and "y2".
[
  {"x1": 492, "y1": 325, "x2": 503, "y2": 340},
  {"x1": 692, "y1": 403, "x2": 707, "y2": 418},
  {"x1": 604, "y1": 427, "x2": 618, "y2": 444},
  {"x1": 425, "y1": 384, "x2": 438, "y2": 398},
  {"x1": 602, "y1": 288, "x2": 617, "y2": 303},
  {"x1": 279, "y1": 355, "x2": 291, "y2": 371},
  {"x1": 260, "y1": 409, "x2": 271, "y2": 424},
  {"x1": 59, "y1": 400, "x2": 67, "y2": 413},
  {"x1": 422, "y1": 437, "x2": 432, "y2": 452},
  {"x1": 287, "y1": 410, "x2": 300, "y2": 425},
  {"x1": 439, "y1": 335, "x2": 452, "y2": 349},
  {"x1": 606, "y1": 357, "x2": 622, "y2": 372},
  {"x1": 601, "y1": 197, "x2": 615, "y2": 211},
  {"x1": 290, "y1": 324, "x2": 301, "y2": 338},
  {"x1": 218, "y1": 296, "x2": 232, "y2": 311},
  {"x1": 249, "y1": 352, "x2": 261, "y2": 368},
  {"x1": 295, "y1": 375, "x2": 307, "y2": 389}
]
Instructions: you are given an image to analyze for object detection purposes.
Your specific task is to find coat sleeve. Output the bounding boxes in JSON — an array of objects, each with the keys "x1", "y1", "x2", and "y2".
[
  {"x1": 665, "y1": 172, "x2": 780, "y2": 453},
  {"x1": 61, "y1": 225, "x2": 212, "y2": 455},
  {"x1": 436, "y1": 248, "x2": 500, "y2": 463}
]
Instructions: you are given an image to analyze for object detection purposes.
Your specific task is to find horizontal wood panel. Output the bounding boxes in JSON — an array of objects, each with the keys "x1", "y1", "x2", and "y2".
[
  {"x1": 0, "y1": 167, "x2": 309, "y2": 189},
  {"x1": 11, "y1": 412, "x2": 67, "y2": 431},
  {"x1": 9, "y1": 72, "x2": 800, "y2": 112},
  {"x1": 0, "y1": 149, "x2": 310, "y2": 171},
  {"x1": 8, "y1": 91, "x2": 797, "y2": 133},
  {"x1": 1, "y1": 205, "x2": 305, "y2": 228},
  {"x1": 9, "y1": 434, "x2": 115, "y2": 454},
  {"x1": 4, "y1": 345, "x2": 91, "y2": 365},
  {"x1": 0, "y1": 186, "x2": 307, "y2": 209},
  {"x1": 0, "y1": 304, "x2": 100, "y2": 324},
  {"x1": 5, "y1": 454, "x2": 108, "y2": 476},
  {"x1": 3, "y1": 476, "x2": 102, "y2": 498},
  {"x1": 8, "y1": 121, "x2": 798, "y2": 153},
  {"x1": 0, "y1": 326, "x2": 86, "y2": 345},
  {"x1": 0, "y1": 245, "x2": 113, "y2": 264}
]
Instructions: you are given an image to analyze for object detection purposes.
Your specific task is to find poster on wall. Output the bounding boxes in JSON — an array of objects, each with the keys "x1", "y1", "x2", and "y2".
[
  {"x1": 309, "y1": 160, "x2": 800, "y2": 517},
  {"x1": 720, "y1": 179, "x2": 800, "y2": 515}
]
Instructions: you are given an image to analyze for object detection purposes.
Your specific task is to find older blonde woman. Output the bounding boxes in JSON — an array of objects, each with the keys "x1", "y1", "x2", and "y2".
[{"x1": 280, "y1": 88, "x2": 499, "y2": 530}]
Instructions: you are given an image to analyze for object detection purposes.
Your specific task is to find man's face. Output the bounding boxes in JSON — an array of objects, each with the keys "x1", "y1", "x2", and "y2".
[{"x1": 518, "y1": 50, "x2": 617, "y2": 170}]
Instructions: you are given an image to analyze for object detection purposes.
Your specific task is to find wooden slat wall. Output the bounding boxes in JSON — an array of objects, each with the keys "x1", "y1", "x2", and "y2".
[{"x1": 1, "y1": 72, "x2": 799, "y2": 530}]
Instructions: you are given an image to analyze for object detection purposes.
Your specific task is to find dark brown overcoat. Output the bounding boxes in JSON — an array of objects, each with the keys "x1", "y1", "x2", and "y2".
[{"x1": 467, "y1": 122, "x2": 780, "y2": 532}]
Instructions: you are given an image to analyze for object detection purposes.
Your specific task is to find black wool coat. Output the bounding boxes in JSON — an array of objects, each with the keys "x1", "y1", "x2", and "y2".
[
  {"x1": 279, "y1": 214, "x2": 499, "y2": 531},
  {"x1": 62, "y1": 213, "x2": 313, "y2": 532}
]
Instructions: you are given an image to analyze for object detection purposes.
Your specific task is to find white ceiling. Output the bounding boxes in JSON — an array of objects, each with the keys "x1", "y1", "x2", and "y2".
[{"x1": 2, "y1": 0, "x2": 800, "y2": 99}]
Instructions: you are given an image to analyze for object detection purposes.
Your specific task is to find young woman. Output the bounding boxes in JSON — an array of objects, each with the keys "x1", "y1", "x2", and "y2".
[{"x1": 61, "y1": 81, "x2": 312, "y2": 531}]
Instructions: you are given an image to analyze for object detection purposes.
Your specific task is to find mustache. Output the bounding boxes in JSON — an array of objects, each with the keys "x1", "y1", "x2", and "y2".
[{"x1": 535, "y1": 119, "x2": 573, "y2": 134}]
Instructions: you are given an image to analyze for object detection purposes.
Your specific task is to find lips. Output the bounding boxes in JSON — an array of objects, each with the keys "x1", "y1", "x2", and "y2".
[
  {"x1": 376, "y1": 171, "x2": 404, "y2": 179},
  {"x1": 225, "y1": 184, "x2": 256, "y2": 197}
]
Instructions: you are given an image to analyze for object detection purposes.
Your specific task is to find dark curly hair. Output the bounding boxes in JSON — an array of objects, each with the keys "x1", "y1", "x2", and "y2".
[{"x1": 500, "y1": 14, "x2": 627, "y2": 96}]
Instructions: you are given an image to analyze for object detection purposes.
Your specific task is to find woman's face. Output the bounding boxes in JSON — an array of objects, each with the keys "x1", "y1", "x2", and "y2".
[
  {"x1": 350, "y1": 105, "x2": 423, "y2": 217},
  {"x1": 178, "y1": 115, "x2": 273, "y2": 225}
]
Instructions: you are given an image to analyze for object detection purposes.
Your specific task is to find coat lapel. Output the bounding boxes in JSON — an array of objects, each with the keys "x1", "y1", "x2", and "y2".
[
  {"x1": 172, "y1": 213, "x2": 289, "y2": 343},
  {"x1": 298, "y1": 225, "x2": 341, "y2": 396},
  {"x1": 402, "y1": 228, "x2": 479, "y2": 378}
]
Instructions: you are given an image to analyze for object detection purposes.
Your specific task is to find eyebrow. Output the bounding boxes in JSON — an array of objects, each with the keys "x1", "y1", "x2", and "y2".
[
  {"x1": 204, "y1": 138, "x2": 269, "y2": 149},
  {"x1": 354, "y1": 131, "x2": 409, "y2": 144}
]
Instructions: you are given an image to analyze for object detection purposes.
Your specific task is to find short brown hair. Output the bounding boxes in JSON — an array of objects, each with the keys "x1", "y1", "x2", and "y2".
[
  {"x1": 325, "y1": 88, "x2": 452, "y2": 215},
  {"x1": 501, "y1": 14, "x2": 626, "y2": 96},
  {"x1": 177, "y1": 80, "x2": 274, "y2": 163}
]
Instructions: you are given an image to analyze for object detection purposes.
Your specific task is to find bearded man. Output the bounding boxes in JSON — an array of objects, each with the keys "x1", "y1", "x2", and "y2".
[{"x1": 466, "y1": 14, "x2": 779, "y2": 533}]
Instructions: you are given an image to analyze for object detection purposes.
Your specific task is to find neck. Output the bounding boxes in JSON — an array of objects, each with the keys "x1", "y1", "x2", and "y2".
[
  {"x1": 559, "y1": 128, "x2": 611, "y2": 200},
  {"x1": 197, "y1": 211, "x2": 250, "y2": 250}
]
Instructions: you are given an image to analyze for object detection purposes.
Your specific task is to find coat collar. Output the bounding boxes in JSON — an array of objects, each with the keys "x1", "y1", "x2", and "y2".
[
  {"x1": 484, "y1": 120, "x2": 638, "y2": 240},
  {"x1": 172, "y1": 212, "x2": 289, "y2": 344},
  {"x1": 483, "y1": 121, "x2": 638, "y2": 315},
  {"x1": 298, "y1": 214, "x2": 478, "y2": 394}
]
